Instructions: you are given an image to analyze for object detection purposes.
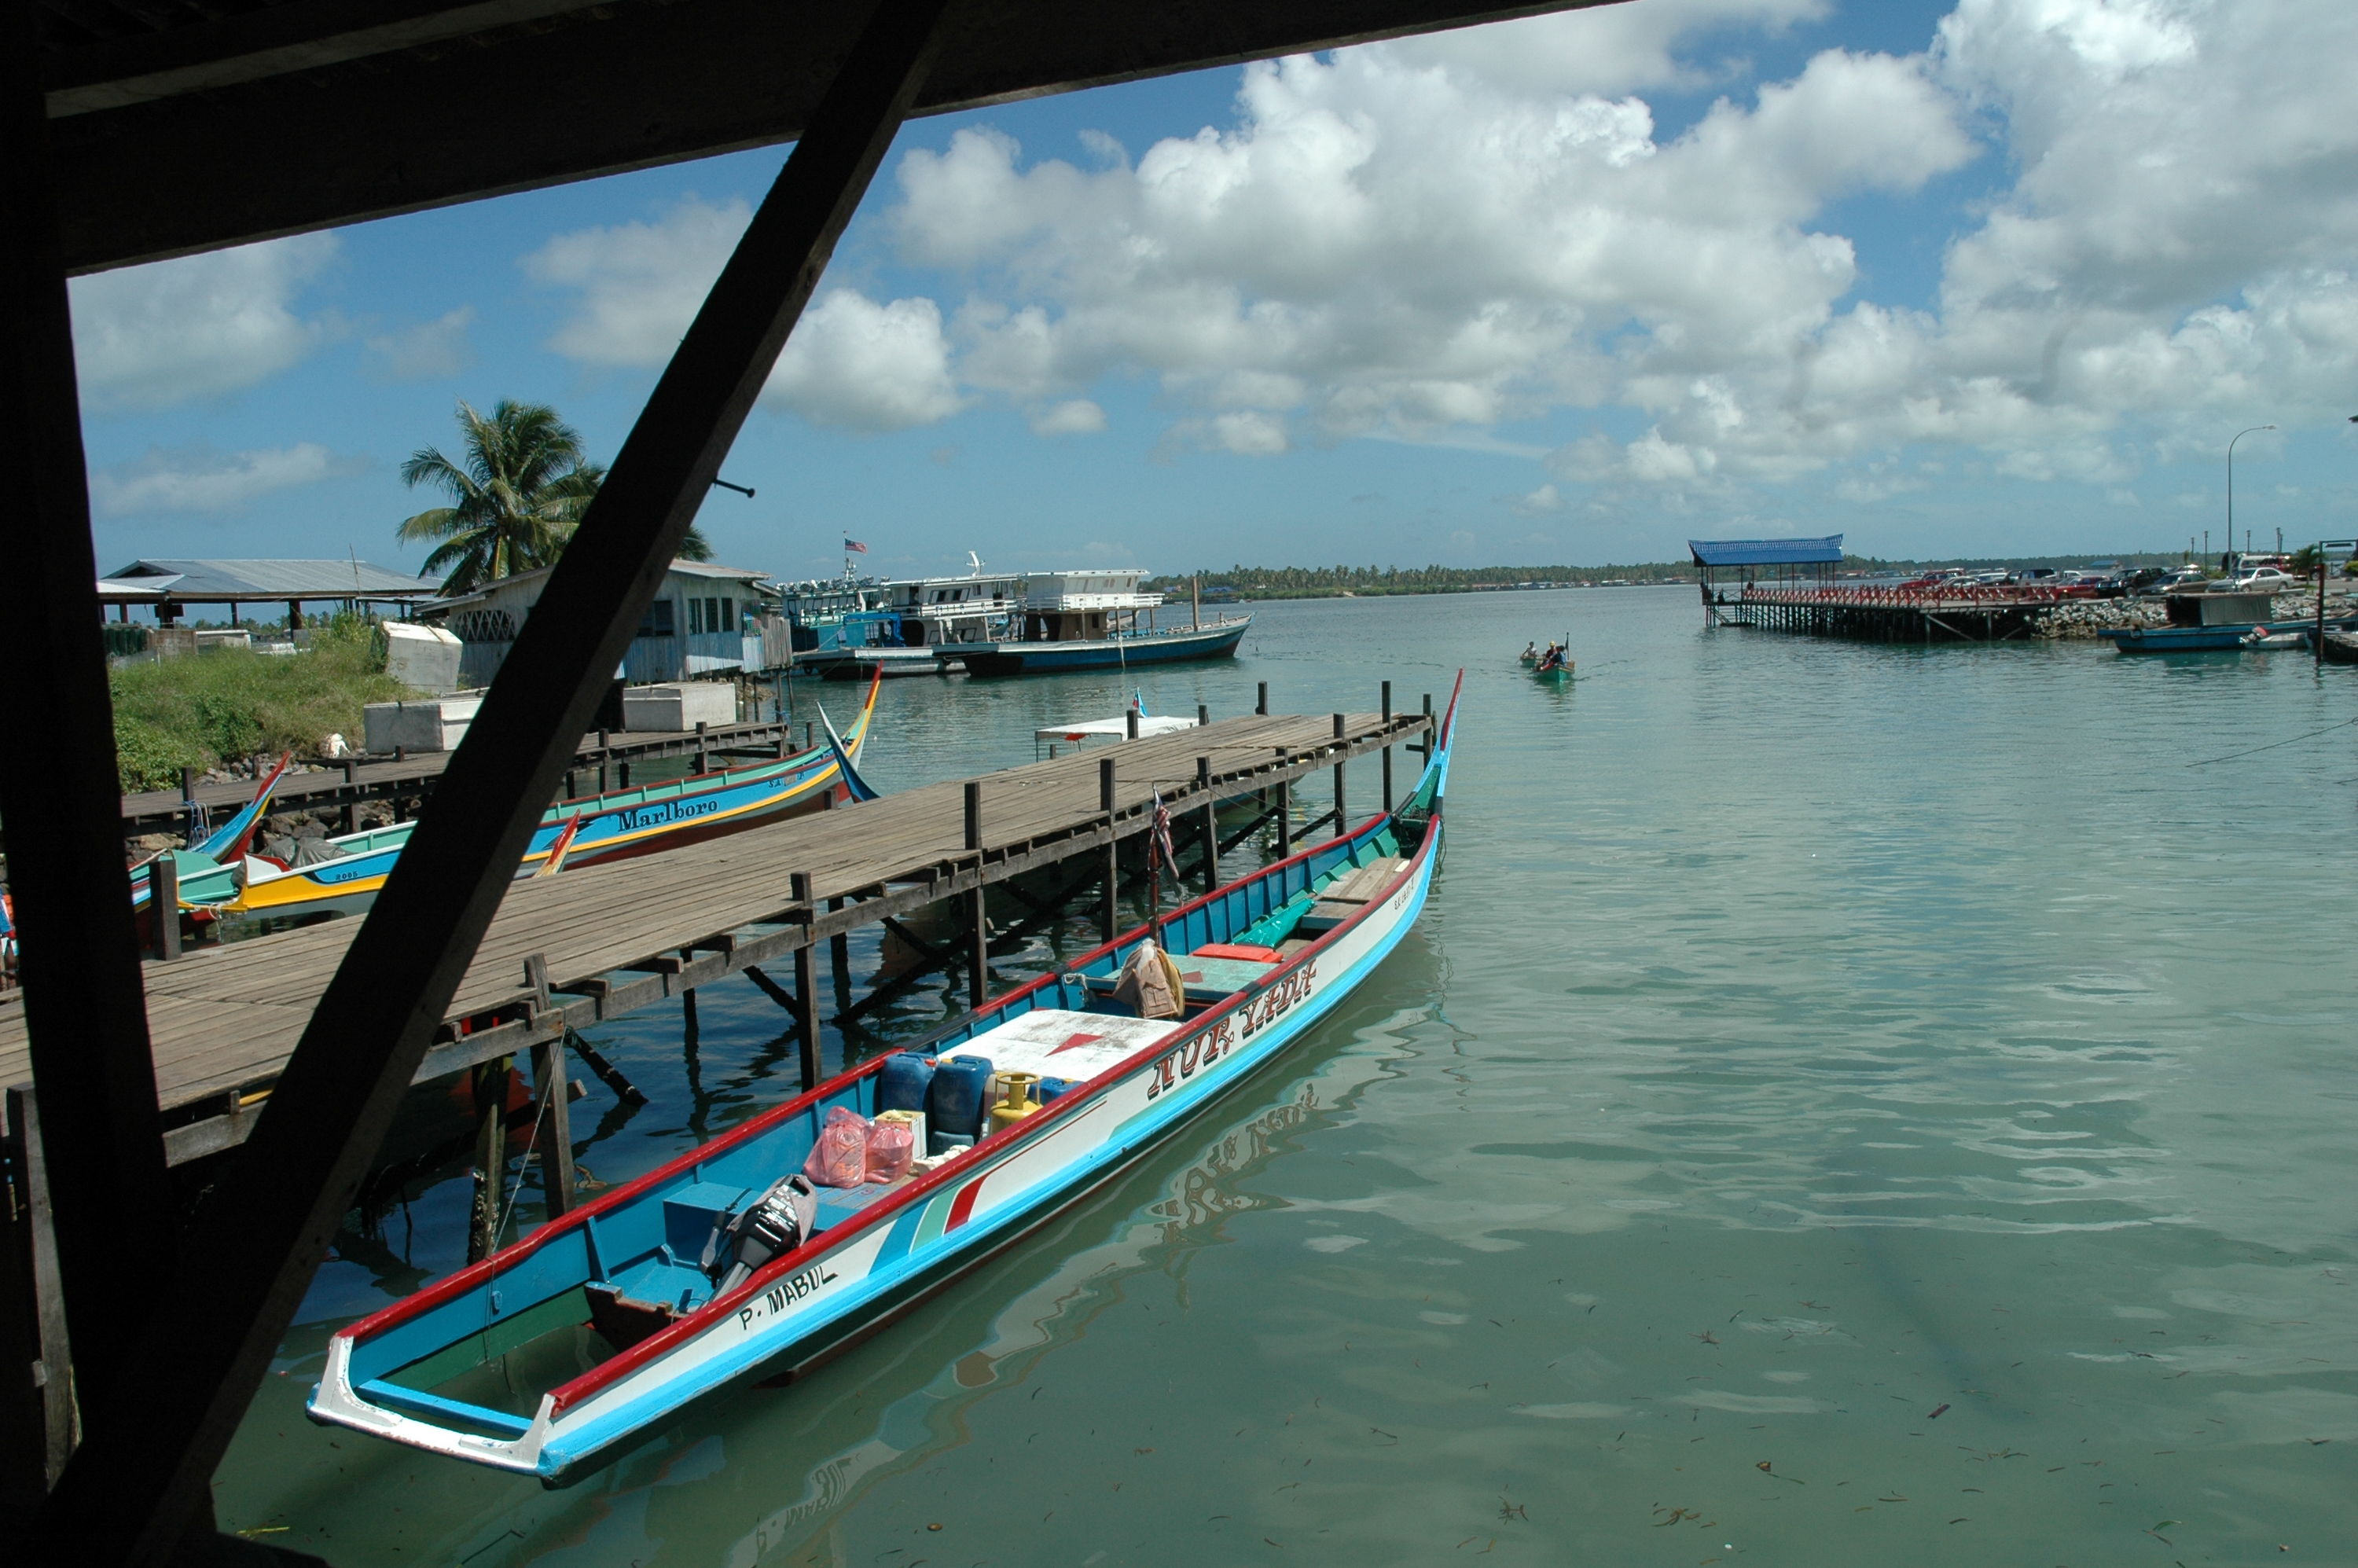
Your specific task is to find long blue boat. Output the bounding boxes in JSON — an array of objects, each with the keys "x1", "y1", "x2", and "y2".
[
  {"x1": 310, "y1": 674, "x2": 1461, "y2": 1481},
  {"x1": 960, "y1": 615, "x2": 1249, "y2": 676},
  {"x1": 2103, "y1": 619, "x2": 2353, "y2": 653}
]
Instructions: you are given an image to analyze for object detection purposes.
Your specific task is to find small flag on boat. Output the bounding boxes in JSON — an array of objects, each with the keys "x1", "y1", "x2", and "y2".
[
  {"x1": 1149, "y1": 791, "x2": 1177, "y2": 872},
  {"x1": 843, "y1": 537, "x2": 868, "y2": 554}
]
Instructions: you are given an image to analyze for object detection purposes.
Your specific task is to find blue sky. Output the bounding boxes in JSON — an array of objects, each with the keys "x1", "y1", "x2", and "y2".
[{"x1": 71, "y1": 0, "x2": 2358, "y2": 586}]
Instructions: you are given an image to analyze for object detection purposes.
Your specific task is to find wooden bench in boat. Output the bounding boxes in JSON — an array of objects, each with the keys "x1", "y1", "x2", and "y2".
[{"x1": 1288, "y1": 855, "x2": 1407, "y2": 942}]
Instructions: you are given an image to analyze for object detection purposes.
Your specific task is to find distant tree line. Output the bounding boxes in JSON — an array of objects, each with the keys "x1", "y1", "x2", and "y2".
[{"x1": 1147, "y1": 553, "x2": 2195, "y2": 601}]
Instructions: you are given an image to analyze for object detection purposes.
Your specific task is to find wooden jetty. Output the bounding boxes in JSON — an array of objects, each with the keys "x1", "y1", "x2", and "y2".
[
  {"x1": 1710, "y1": 583, "x2": 2070, "y2": 643},
  {"x1": 4, "y1": 705, "x2": 1428, "y2": 1170},
  {"x1": 119, "y1": 716, "x2": 810, "y2": 837}
]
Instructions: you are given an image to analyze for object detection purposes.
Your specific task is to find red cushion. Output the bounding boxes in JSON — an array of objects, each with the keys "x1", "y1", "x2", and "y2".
[{"x1": 1192, "y1": 942, "x2": 1284, "y2": 963}]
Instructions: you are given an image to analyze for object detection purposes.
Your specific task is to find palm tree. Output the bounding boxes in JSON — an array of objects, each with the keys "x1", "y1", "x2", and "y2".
[{"x1": 399, "y1": 399, "x2": 713, "y2": 592}]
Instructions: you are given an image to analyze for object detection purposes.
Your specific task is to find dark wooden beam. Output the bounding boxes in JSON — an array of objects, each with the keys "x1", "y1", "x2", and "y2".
[
  {"x1": 0, "y1": 0, "x2": 171, "y2": 1471},
  {"x1": 48, "y1": 0, "x2": 1611, "y2": 273},
  {"x1": 28, "y1": 0, "x2": 953, "y2": 1555}
]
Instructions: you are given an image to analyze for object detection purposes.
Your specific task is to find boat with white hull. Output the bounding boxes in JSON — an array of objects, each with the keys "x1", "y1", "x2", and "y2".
[{"x1": 308, "y1": 676, "x2": 1461, "y2": 1481}]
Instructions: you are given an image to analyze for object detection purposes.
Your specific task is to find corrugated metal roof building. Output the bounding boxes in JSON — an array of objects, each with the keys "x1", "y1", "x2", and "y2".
[{"x1": 101, "y1": 559, "x2": 443, "y2": 620}]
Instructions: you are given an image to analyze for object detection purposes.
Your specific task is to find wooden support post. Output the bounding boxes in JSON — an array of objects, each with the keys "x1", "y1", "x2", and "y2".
[
  {"x1": 828, "y1": 896, "x2": 852, "y2": 1008},
  {"x1": 792, "y1": 872, "x2": 821, "y2": 1091},
  {"x1": 2, "y1": 1087, "x2": 75, "y2": 1498},
  {"x1": 1100, "y1": 757, "x2": 1118, "y2": 943},
  {"x1": 964, "y1": 782, "x2": 988, "y2": 1007},
  {"x1": 694, "y1": 720, "x2": 709, "y2": 773},
  {"x1": 1331, "y1": 713, "x2": 1347, "y2": 835},
  {"x1": 1276, "y1": 755, "x2": 1293, "y2": 857},
  {"x1": 466, "y1": 1057, "x2": 509, "y2": 1264},
  {"x1": 2317, "y1": 560, "x2": 2328, "y2": 666},
  {"x1": 1380, "y1": 681, "x2": 1394, "y2": 813},
  {"x1": 42, "y1": 3, "x2": 961, "y2": 1548},
  {"x1": 618, "y1": 760, "x2": 632, "y2": 789},
  {"x1": 1256, "y1": 681, "x2": 1268, "y2": 716},
  {"x1": 679, "y1": 944, "x2": 699, "y2": 1037},
  {"x1": 565, "y1": 1028, "x2": 646, "y2": 1107},
  {"x1": 148, "y1": 857, "x2": 179, "y2": 962},
  {"x1": 1196, "y1": 755, "x2": 1218, "y2": 894},
  {"x1": 1197, "y1": 702, "x2": 1209, "y2": 729},
  {"x1": 1126, "y1": 707, "x2": 1140, "y2": 740},
  {"x1": 340, "y1": 758, "x2": 359, "y2": 834},
  {"x1": 529, "y1": 1034, "x2": 575, "y2": 1218}
]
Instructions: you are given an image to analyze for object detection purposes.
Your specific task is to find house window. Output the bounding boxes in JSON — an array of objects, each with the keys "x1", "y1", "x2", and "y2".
[{"x1": 637, "y1": 599, "x2": 675, "y2": 637}]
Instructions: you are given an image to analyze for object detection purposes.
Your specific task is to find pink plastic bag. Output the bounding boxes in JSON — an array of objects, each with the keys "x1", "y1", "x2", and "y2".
[
  {"x1": 803, "y1": 1105, "x2": 870, "y2": 1188},
  {"x1": 865, "y1": 1117, "x2": 915, "y2": 1182}
]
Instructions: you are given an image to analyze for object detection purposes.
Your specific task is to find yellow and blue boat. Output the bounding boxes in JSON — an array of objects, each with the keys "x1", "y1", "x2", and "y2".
[{"x1": 223, "y1": 674, "x2": 882, "y2": 924}]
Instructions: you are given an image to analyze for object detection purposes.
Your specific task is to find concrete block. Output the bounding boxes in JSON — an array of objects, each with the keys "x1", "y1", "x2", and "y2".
[
  {"x1": 383, "y1": 622, "x2": 464, "y2": 694},
  {"x1": 620, "y1": 682, "x2": 737, "y2": 732},
  {"x1": 363, "y1": 696, "x2": 482, "y2": 755}
]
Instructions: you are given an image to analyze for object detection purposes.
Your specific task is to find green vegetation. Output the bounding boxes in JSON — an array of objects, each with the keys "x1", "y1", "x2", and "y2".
[
  {"x1": 109, "y1": 616, "x2": 413, "y2": 792},
  {"x1": 1148, "y1": 553, "x2": 2197, "y2": 600},
  {"x1": 397, "y1": 398, "x2": 711, "y2": 593}
]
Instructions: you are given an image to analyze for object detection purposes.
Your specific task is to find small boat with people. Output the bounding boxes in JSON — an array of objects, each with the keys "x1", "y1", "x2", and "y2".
[
  {"x1": 307, "y1": 675, "x2": 1464, "y2": 1481},
  {"x1": 217, "y1": 674, "x2": 883, "y2": 927},
  {"x1": 1530, "y1": 638, "x2": 1574, "y2": 682}
]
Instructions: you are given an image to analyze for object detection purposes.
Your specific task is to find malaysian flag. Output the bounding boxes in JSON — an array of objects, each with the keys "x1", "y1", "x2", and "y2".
[
  {"x1": 843, "y1": 537, "x2": 869, "y2": 554},
  {"x1": 1148, "y1": 791, "x2": 1178, "y2": 872}
]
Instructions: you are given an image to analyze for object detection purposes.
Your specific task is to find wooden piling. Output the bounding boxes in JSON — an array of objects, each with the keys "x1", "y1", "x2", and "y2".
[
  {"x1": 1100, "y1": 757, "x2": 1118, "y2": 942},
  {"x1": 1380, "y1": 681, "x2": 1393, "y2": 812},
  {"x1": 2, "y1": 1086, "x2": 75, "y2": 1496},
  {"x1": 529, "y1": 1036, "x2": 575, "y2": 1217},
  {"x1": 964, "y1": 783, "x2": 987, "y2": 1006},
  {"x1": 148, "y1": 856, "x2": 178, "y2": 962},
  {"x1": 1331, "y1": 714, "x2": 1347, "y2": 835},
  {"x1": 1196, "y1": 755, "x2": 1218, "y2": 894},
  {"x1": 465, "y1": 1057, "x2": 509, "y2": 1263},
  {"x1": 792, "y1": 872, "x2": 821, "y2": 1090}
]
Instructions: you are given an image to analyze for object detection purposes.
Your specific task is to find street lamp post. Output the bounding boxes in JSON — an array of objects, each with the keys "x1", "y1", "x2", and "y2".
[{"x1": 2227, "y1": 425, "x2": 2275, "y2": 575}]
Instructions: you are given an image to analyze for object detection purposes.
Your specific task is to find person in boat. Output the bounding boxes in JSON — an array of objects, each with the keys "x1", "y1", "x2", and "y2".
[{"x1": 1521, "y1": 641, "x2": 1538, "y2": 663}]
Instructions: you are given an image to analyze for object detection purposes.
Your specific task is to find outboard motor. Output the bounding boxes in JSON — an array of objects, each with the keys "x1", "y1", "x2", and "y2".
[{"x1": 706, "y1": 1173, "x2": 814, "y2": 1294}]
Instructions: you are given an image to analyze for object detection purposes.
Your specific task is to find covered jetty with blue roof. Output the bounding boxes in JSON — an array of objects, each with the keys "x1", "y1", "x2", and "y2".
[{"x1": 1688, "y1": 535, "x2": 1845, "y2": 568}]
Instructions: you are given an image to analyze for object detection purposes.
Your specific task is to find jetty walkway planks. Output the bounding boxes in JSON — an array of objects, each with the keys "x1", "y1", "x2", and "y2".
[
  {"x1": 118, "y1": 716, "x2": 806, "y2": 835},
  {"x1": 4, "y1": 710, "x2": 1427, "y2": 1163}
]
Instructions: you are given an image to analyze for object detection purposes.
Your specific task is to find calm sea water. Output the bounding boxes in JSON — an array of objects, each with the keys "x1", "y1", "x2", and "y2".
[{"x1": 217, "y1": 587, "x2": 2358, "y2": 1566}]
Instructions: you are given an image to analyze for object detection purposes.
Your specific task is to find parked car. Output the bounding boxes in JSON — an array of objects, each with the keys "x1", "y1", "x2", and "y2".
[
  {"x1": 2147, "y1": 566, "x2": 2208, "y2": 595},
  {"x1": 2231, "y1": 566, "x2": 2295, "y2": 591}
]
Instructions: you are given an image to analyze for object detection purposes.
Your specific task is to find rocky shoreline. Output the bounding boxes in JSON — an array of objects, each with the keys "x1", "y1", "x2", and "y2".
[{"x1": 2037, "y1": 589, "x2": 2344, "y2": 640}]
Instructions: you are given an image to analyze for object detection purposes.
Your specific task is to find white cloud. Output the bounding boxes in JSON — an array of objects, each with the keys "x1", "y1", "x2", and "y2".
[
  {"x1": 526, "y1": 199, "x2": 963, "y2": 431},
  {"x1": 70, "y1": 235, "x2": 339, "y2": 413},
  {"x1": 763, "y1": 291, "x2": 964, "y2": 431},
  {"x1": 1387, "y1": 0, "x2": 1831, "y2": 97},
  {"x1": 1506, "y1": 482, "x2": 1565, "y2": 513},
  {"x1": 892, "y1": 34, "x2": 1970, "y2": 464},
  {"x1": 876, "y1": 0, "x2": 2358, "y2": 498},
  {"x1": 90, "y1": 442, "x2": 368, "y2": 518},
  {"x1": 1029, "y1": 398, "x2": 1106, "y2": 435},
  {"x1": 365, "y1": 307, "x2": 476, "y2": 380}
]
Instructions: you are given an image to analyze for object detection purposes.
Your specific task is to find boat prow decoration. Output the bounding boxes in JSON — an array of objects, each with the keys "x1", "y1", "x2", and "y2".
[
  {"x1": 817, "y1": 704, "x2": 883, "y2": 802},
  {"x1": 310, "y1": 673, "x2": 1463, "y2": 1482}
]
